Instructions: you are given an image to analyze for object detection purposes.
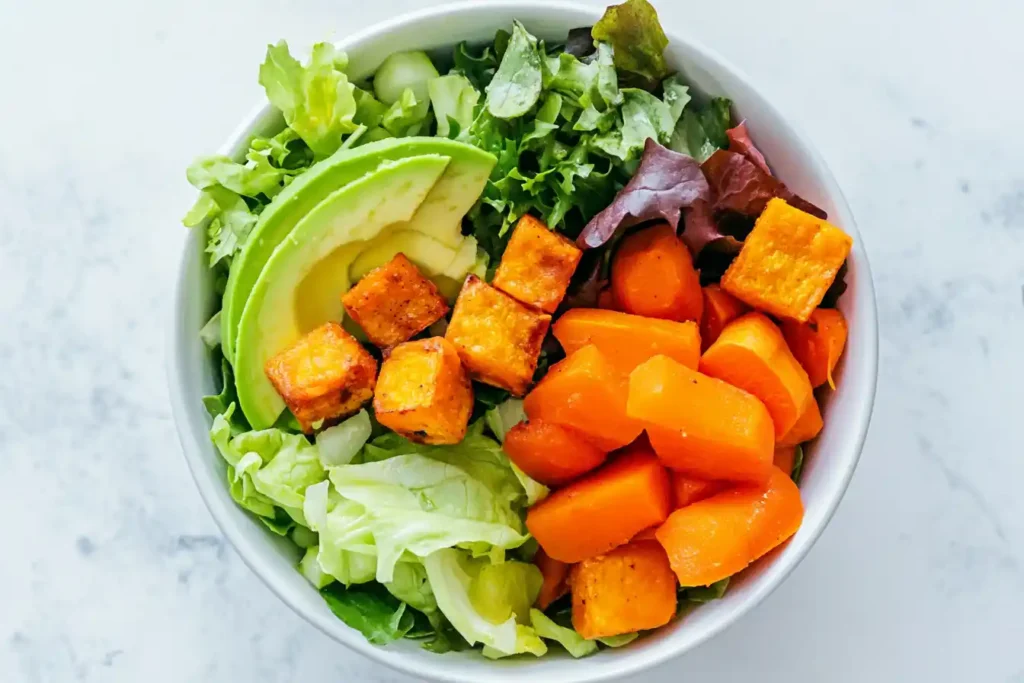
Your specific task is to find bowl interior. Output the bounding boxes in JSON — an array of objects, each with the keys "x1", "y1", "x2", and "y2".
[{"x1": 168, "y1": 3, "x2": 877, "y2": 681}]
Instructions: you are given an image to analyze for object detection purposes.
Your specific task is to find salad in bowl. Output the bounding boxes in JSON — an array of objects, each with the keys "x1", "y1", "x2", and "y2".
[{"x1": 180, "y1": 0, "x2": 856, "y2": 664}]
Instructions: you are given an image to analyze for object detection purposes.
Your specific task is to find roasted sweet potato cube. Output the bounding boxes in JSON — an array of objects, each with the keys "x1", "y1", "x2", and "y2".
[
  {"x1": 264, "y1": 323, "x2": 377, "y2": 432},
  {"x1": 373, "y1": 337, "x2": 473, "y2": 444},
  {"x1": 445, "y1": 275, "x2": 551, "y2": 395},
  {"x1": 492, "y1": 214, "x2": 582, "y2": 313},
  {"x1": 721, "y1": 198, "x2": 853, "y2": 322},
  {"x1": 571, "y1": 540, "x2": 678, "y2": 639},
  {"x1": 342, "y1": 253, "x2": 450, "y2": 348}
]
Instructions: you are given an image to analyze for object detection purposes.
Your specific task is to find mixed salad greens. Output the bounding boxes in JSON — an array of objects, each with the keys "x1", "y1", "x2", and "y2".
[{"x1": 184, "y1": 0, "x2": 850, "y2": 661}]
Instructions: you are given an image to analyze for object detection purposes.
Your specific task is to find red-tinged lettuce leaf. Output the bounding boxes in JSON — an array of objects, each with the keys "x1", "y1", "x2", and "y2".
[
  {"x1": 679, "y1": 199, "x2": 740, "y2": 258},
  {"x1": 726, "y1": 121, "x2": 771, "y2": 176},
  {"x1": 701, "y1": 150, "x2": 827, "y2": 220},
  {"x1": 577, "y1": 138, "x2": 710, "y2": 249}
]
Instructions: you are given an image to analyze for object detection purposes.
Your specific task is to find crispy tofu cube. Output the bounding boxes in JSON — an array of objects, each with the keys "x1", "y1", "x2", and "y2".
[
  {"x1": 445, "y1": 275, "x2": 551, "y2": 396},
  {"x1": 571, "y1": 540, "x2": 678, "y2": 639},
  {"x1": 721, "y1": 198, "x2": 852, "y2": 322},
  {"x1": 342, "y1": 253, "x2": 450, "y2": 348},
  {"x1": 264, "y1": 322, "x2": 377, "y2": 433},
  {"x1": 373, "y1": 337, "x2": 473, "y2": 444},
  {"x1": 492, "y1": 215, "x2": 582, "y2": 313}
]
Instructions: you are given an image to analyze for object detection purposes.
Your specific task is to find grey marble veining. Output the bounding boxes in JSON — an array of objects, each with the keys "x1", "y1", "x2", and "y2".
[{"x1": 1, "y1": 0, "x2": 1022, "y2": 681}]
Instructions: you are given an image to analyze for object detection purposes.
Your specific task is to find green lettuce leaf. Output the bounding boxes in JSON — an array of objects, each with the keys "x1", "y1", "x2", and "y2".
[
  {"x1": 791, "y1": 444, "x2": 806, "y2": 483},
  {"x1": 300, "y1": 545, "x2": 335, "y2": 588},
  {"x1": 381, "y1": 88, "x2": 432, "y2": 137},
  {"x1": 598, "y1": 632, "x2": 640, "y2": 647},
  {"x1": 428, "y1": 74, "x2": 480, "y2": 138},
  {"x1": 486, "y1": 20, "x2": 543, "y2": 118},
  {"x1": 681, "y1": 577, "x2": 730, "y2": 603},
  {"x1": 385, "y1": 561, "x2": 437, "y2": 614},
  {"x1": 211, "y1": 405, "x2": 326, "y2": 527},
  {"x1": 320, "y1": 581, "x2": 416, "y2": 645},
  {"x1": 591, "y1": 0, "x2": 670, "y2": 86},
  {"x1": 259, "y1": 41, "x2": 358, "y2": 157},
  {"x1": 316, "y1": 409, "x2": 372, "y2": 467},
  {"x1": 424, "y1": 549, "x2": 547, "y2": 657},
  {"x1": 530, "y1": 609, "x2": 598, "y2": 658}
]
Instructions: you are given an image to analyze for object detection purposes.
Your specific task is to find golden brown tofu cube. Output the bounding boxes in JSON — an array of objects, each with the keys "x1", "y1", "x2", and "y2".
[
  {"x1": 492, "y1": 214, "x2": 582, "y2": 313},
  {"x1": 571, "y1": 540, "x2": 677, "y2": 639},
  {"x1": 445, "y1": 275, "x2": 551, "y2": 396},
  {"x1": 342, "y1": 253, "x2": 450, "y2": 348},
  {"x1": 721, "y1": 198, "x2": 853, "y2": 322},
  {"x1": 373, "y1": 337, "x2": 473, "y2": 444},
  {"x1": 264, "y1": 322, "x2": 377, "y2": 433}
]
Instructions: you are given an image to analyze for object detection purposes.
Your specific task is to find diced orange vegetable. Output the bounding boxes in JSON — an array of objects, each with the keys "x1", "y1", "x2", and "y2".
[
  {"x1": 700, "y1": 312, "x2": 814, "y2": 439},
  {"x1": 264, "y1": 323, "x2": 377, "y2": 433},
  {"x1": 671, "y1": 472, "x2": 728, "y2": 509},
  {"x1": 778, "y1": 397, "x2": 823, "y2": 447},
  {"x1": 491, "y1": 214, "x2": 582, "y2": 313},
  {"x1": 700, "y1": 284, "x2": 748, "y2": 351},
  {"x1": 341, "y1": 253, "x2": 449, "y2": 348},
  {"x1": 504, "y1": 420, "x2": 607, "y2": 486},
  {"x1": 655, "y1": 466, "x2": 803, "y2": 586},
  {"x1": 534, "y1": 548, "x2": 569, "y2": 610},
  {"x1": 781, "y1": 308, "x2": 849, "y2": 389},
  {"x1": 721, "y1": 198, "x2": 852, "y2": 322},
  {"x1": 627, "y1": 355, "x2": 774, "y2": 484},
  {"x1": 611, "y1": 223, "x2": 703, "y2": 322},
  {"x1": 526, "y1": 450, "x2": 672, "y2": 563},
  {"x1": 552, "y1": 308, "x2": 700, "y2": 375},
  {"x1": 773, "y1": 445, "x2": 796, "y2": 475},
  {"x1": 372, "y1": 337, "x2": 473, "y2": 445},
  {"x1": 524, "y1": 345, "x2": 644, "y2": 451},
  {"x1": 445, "y1": 275, "x2": 551, "y2": 396},
  {"x1": 571, "y1": 540, "x2": 677, "y2": 639},
  {"x1": 597, "y1": 286, "x2": 619, "y2": 310}
]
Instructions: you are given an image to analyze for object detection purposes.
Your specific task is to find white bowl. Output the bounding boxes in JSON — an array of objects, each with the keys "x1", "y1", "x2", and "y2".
[{"x1": 167, "y1": 2, "x2": 879, "y2": 681}]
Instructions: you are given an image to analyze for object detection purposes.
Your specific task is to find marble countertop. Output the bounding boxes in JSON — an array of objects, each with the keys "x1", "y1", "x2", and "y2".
[{"x1": 2, "y1": 0, "x2": 1022, "y2": 680}]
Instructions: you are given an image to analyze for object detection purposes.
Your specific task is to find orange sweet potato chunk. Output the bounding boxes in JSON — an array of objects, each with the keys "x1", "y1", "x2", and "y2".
[
  {"x1": 492, "y1": 214, "x2": 582, "y2": 313},
  {"x1": 524, "y1": 345, "x2": 644, "y2": 451},
  {"x1": 445, "y1": 275, "x2": 551, "y2": 395},
  {"x1": 571, "y1": 540, "x2": 677, "y2": 639},
  {"x1": 699, "y1": 312, "x2": 814, "y2": 439},
  {"x1": 628, "y1": 355, "x2": 774, "y2": 484},
  {"x1": 534, "y1": 548, "x2": 570, "y2": 610},
  {"x1": 264, "y1": 322, "x2": 377, "y2": 433},
  {"x1": 721, "y1": 198, "x2": 852, "y2": 322},
  {"x1": 526, "y1": 450, "x2": 672, "y2": 563},
  {"x1": 373, "y1": 337, "x2": 473, "y2": 445},
  {"x1": 553, "y1": 308, "x2": 700, "y2": 375},
  {"x1": 342, "y1": 253, "x2": 449, "y2": 348}
]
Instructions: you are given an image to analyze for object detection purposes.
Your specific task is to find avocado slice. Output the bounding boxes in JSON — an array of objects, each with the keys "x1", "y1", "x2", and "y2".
[
  {"x1": 234, "y1": 155, "x2": 452, "y2": 429},
  {"x1": 220, "y1": 137, "x2": 495, "y2": 363}
]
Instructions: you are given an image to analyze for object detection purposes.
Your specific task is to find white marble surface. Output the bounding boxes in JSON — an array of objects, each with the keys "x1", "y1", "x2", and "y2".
[{"x1": 2, "y1": 0, "x2": 1022, "y2": 681}]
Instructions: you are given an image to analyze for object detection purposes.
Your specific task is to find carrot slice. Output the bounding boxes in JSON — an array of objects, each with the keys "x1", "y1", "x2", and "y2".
[
  {"x1": 534, "y1": 548, "x2": 569, "y2": 610},
  {"x1": 778, "y1": 397, "x2": 823, "y2": 447},
  {"x1": 524, "y1": 345, "x2": 644, "y2": 451},
  {"x1": 504, "y1": 420, "x2": 607, "y2": 486},
  {"x1": 526, "y1": 449, "x2": 672, "y2": 563},
  {"x1": 781, "y1": 308, "x2": 849, "y2": 389},
  {"x1": 628, "y1": 355, "x2": 774, "y2": 484},
  {"x1": 671, "y1": 472, "x2": 728, "y2": 509},
  {"x1": 611, "y1": 223, "x2": 703, "y2": 322},
  {"x1": 571, "y1": 540, "x2": 677, "y2": 639},
  {"x1": 655, "y1": 466, "x2": 803, "y2": 586},
  {"x1": 773, "y1": 445, "x2": 797, "y2": 475},
  {"x1": 700, "y1": 284, "x2": 749, "y2": 351},
  {"x1": 553, "y1": 308, "x2": 700, "y2": 375},
  {"x1": 699, "y1": 312, "x2": 814, "y2": 439}
]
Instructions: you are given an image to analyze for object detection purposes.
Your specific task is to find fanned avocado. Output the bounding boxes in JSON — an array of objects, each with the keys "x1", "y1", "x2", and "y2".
[
  {"x1": 221, "y1": 137, "x2": 496, "y2": 363},
  {"x1": 234, "y1": 155, "x2": 452, "y2": 428}
]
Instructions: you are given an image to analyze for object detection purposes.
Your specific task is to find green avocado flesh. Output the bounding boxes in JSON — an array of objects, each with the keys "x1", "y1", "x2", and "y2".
[
  {"x1": 220, "y1": 137, "x2": 496, "y2": 363},
  {"x1": 234, "y1": 155, "x2": 453, "y2": 429}
]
